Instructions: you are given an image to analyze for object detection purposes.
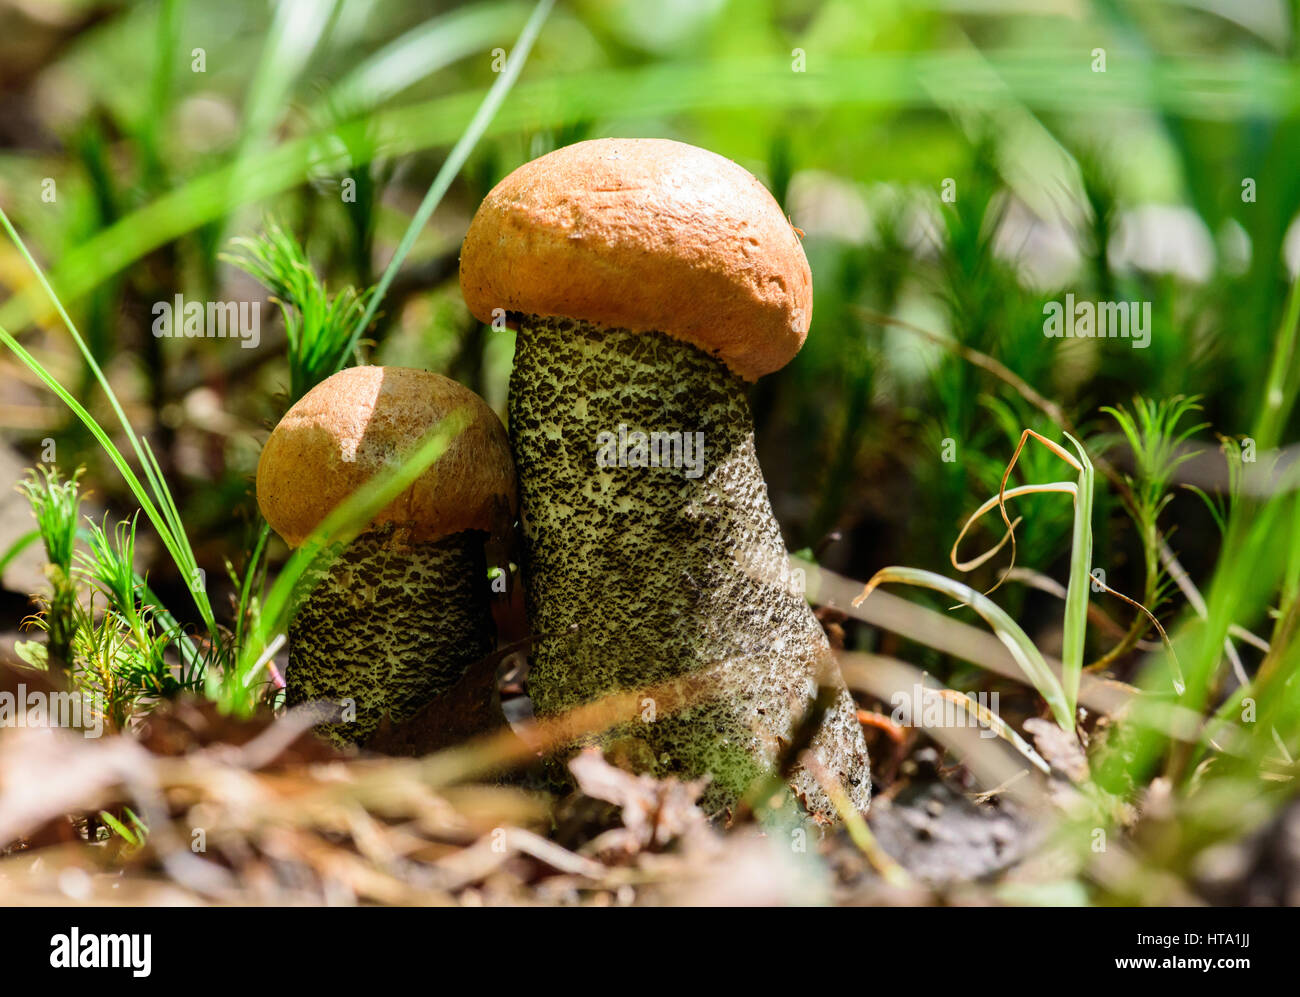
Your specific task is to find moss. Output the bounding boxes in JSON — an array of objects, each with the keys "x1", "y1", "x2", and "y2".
[
  {"x1": 285, "y1": 524, "x2": 493, "y2": 745},
  {"x1": 510, "y1": 316, "x2": 870, "y2": 819}
]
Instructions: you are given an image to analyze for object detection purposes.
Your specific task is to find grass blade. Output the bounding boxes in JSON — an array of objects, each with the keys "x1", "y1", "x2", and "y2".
[
  {"x1": 853, "y1": 565, "x2": 1074, "y2": 733},
  {"x1": 335, "y1": 0, "x2": 556, "y2": 367},
  {"x1": 0, "y1": 207, "x2": 216, "y2": 635}
]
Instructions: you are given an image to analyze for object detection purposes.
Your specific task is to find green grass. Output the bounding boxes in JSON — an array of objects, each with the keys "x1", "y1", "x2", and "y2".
[
  {"x1": 0, "y1": 0, "x2": 555, "y2": 715},
  {"x1": 0, "y1": 0, "x2": 1297, "y2": 904},
  {"x1": 223, "y1": 220, "x2": 372, "y2": 405},
  {"x1": 16, "y1": 465, "x2": 83, "y2": 669}
]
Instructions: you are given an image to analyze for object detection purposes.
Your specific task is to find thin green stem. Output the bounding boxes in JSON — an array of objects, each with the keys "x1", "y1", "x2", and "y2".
[{"x1": 335, "y1": 0, "x2": 556, "y2": 367}]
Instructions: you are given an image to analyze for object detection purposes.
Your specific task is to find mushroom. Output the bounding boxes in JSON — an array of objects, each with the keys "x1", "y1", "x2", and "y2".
[
  {"x1": 459, "y1": 138, "x2": 870, "y2": 819},
  {"x1": 256, "y1": 365, "x2": 516, "y2": 746}
]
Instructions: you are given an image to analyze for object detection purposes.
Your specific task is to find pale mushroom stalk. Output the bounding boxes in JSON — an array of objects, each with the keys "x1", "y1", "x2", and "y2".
[
  {"x1": 461, "y1": 138, "x2": 870, "y2": 819},
  {"x1": 257, "y1": 366, "x2": 516, "y2": 746}
]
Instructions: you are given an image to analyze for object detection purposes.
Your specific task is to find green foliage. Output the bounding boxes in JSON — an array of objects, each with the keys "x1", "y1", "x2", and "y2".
[
  {"x1": 1094, "y1": 396, "x2": 1210, "y2": 666},
  {"x1": 0, "y1": 0, "x2": 1296, "y2": 903},
  {"x1": 856, "y1": 565, "x2": 1074, "y2": 732},
  {"x1": 0, "y1": 1, "x2": 553, "y2": 718},
  {"x1": 19, "y1": 465, "x2": 82, "y2": 578},
  {"x1": 224, "y1": 220, "x2": 371, "y2": 405},
  {"x1": 1102, "y1": 395, "x2": 1208, "y2": 534},
  {"x1": 1183, "y1": 436, "x2": 1247, "y2": 538},
  {"x1": 14, "y1": 479, "x2": 207, "y2": 731},
  {"x1": 99, "y1": 807, "x2": 148, "y2": 849},
  {"x1": 17, "y1": 466, "x2": 84, "y2": 669},
  {"x1": 0, "y1": 210, "x2": 217, "y2": 646}
]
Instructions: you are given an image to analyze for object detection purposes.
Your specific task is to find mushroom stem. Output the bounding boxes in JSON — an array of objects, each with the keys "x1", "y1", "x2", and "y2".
[
  {"x1": 510, "y1": 316, "x2": 870, "y2": 819},
  {"x1": 286, "y1": 523, "x2": 493, "y2": 746}
]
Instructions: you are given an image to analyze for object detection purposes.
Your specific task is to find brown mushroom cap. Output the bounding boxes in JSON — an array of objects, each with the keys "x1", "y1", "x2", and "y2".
[
  {"x1": 257, "y1": 366, "x2": 516, "y2": 548},
  {"x1": 459, "y1": 138, "x2": 812, "y2": 381}
]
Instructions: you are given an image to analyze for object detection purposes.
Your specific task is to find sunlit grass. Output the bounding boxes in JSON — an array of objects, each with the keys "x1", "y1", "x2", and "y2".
[{"x1": 0, "y1": 0, "x2": 1295, "y2": 905}]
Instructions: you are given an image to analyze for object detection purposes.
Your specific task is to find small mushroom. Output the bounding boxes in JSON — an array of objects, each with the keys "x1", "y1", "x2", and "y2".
[
  {"x1": 257, "y1": 366, "x2": 516, "y2": 745},
  {"x1": 460, "y1": 138, "x2": 870, "y2": 819}
]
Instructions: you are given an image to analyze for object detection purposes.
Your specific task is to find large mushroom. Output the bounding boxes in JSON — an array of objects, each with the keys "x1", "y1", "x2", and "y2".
[
  {"x1": 459, "y1": 138, "x2": 870, "y2": 819},
  {"x1": 257, "y1": 365, "x2": 516, "y2": 746}
]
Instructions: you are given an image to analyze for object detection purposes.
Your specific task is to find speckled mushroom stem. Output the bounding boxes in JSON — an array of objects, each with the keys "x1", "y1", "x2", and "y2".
[
  {"x1": 285, "y1": 523, "x2": 493, "y2": 746},
  {"x1": 510, "y1": 316, "x2": 870, "y2": 819}
]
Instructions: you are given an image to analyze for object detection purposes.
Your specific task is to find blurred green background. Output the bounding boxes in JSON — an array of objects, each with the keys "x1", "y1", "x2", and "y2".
[{"x1": 0, "y1": 0, "x2": 1299, "y2": 906}]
